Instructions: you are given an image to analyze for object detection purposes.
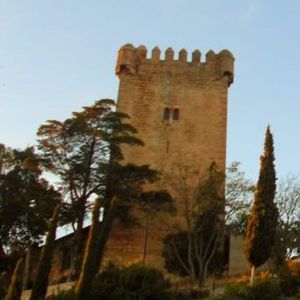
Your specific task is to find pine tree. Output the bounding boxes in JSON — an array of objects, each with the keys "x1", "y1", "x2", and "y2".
[
  {"x1": 75, "y1": 197, "x2": 102, "y2": 300},
  {"x1": 29, "y1": 205, "x2": 60, "y2": 300},
  {"x1": 4, "y1": 258, "x2": 24, "y2": 300},
  {"x1": 244, "y1": 126, "x2": 278, "y2": 284}
]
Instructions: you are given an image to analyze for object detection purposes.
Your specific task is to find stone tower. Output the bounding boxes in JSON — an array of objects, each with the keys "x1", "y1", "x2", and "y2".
[
  {"x1": 116, "y1": 44, "x2": 234, "y2": 176},
  {"x1": 107, "y1": 43, "x2": 234, "y2": 267}
]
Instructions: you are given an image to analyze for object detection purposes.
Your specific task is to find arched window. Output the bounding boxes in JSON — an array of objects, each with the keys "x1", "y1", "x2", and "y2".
[
  {"x1": 173, "y1": 108, "x2": 179, "y2": 120},
  {"x1": 163, "y1": 108, "x2": 170, "y2": 120}
]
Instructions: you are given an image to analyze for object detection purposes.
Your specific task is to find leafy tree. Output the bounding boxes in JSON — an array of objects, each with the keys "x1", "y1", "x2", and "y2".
[
  {"x1": 4, "y1": 258, "x2": 24, "y2": 300},
  {"x1": 37, "y1": 99, "x2": 157, "y2": 279},
  {"x1": 75, "y1": 166, "x2": 161, "y2": 298},
  {"x1": 244, "y1": 126, "x2": 278, "y2": 284},
  {"x1": 225, "y1": 162, "x2": 254, "y2": 235},
  {"x1": 29, "y1": 205, "x2": 60, "y2": 300},
  {"x1": 276, "y1": 175, "x2": 300, "y2": 259},
  {"x1": 0, "y1": 144, "x2": 60, "y2": 254},
  {"x1": 163, "y1": 163, "x2": 225, "y2": 285}
]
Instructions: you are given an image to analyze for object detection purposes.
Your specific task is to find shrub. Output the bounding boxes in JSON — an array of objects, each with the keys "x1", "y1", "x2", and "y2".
[
  {"x1": 279, "y1": 273, "x2": 300, "y2": 297},
  {"x1": 48, "y1": 262, "x2": 171, "y2": 300},
  {"x1": 92, "y1": 262, "x2": 170, "y2": 300},
  {"x1": 217, "y1": 279, "x2": 281, "y2": 300},
  {"x1": 167, "y1": 288, "x2": 209, "y2": 300}
]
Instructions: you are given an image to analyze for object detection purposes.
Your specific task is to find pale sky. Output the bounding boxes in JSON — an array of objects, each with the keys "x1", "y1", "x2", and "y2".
[{"x1": 1, "y1": 0, "x2": 300, "y2": 181}]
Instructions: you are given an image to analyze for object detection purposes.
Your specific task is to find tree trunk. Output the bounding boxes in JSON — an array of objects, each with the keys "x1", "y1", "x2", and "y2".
[
  {"x1": 75, "y1": 198, "x2": 101, "y2": 300},
  {"x1": 22, "y1": 247, "x2": 30, "y2": 291},
  {"x1": 69, "y1": 204, "x2": 85, "y2": 281},
  {"x1": 93, "y1": 197, "x2": 117, "y2": 273},
  {"x1": 250, "y1": 265, "x2": 255, "y2": 285},
  {"x1": 142, "y1": 209, "x2": 151, "y2": 265}
]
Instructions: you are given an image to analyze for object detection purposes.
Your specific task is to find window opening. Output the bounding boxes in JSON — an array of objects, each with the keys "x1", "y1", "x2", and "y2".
[
  {"x1": 173, "y1": 108, "x2": 179, "y2": 120},
  {"x1": 163, "y1": 108, "x2": 170, "y2": 120}
]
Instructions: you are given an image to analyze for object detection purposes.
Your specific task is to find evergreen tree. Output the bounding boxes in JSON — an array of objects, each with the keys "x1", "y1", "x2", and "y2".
[
  {"x1": 4, "y1": 258, "x2": 24, "y2": 300},
  {"x1": 0, "y1": 272, "x2": 8, "y2": 300},
  {"x1": 244, "y1": 126, "x2": 278, "y2": 284},
  {"x1": 37, "y1": 99, "x2": 148, "y2": 279},
  {"x1": 0, "y1": 144, "x2": 60, "y2": 254},
  {"x1": 75, "y1": 197, "x2": 102, "y2": 300},
  {"x1": 29, "y1": 205, "x2": 60, "y2": 300}
]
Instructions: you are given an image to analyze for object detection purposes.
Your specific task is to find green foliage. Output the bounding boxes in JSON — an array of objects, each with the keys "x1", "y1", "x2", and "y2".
[
  {"x1": 167, "y1": 288, "x2": 209, "y2": 300},
  {"x1": 0, "y1": 144, "x2": 60, "y2": 252},
  {"x1": 278, "y1": 272, "x2": 300, "y2": 297},
  {"x1": 92, "y1": 263, "x2": 170, "y2": 300},
  {"x1": 217, "y1": 280, "x2": 281, "y2": 300},
  {"x1": 216, "y1": 276, "x2": 300, "y2": 300},
  {"x1": 4, "y1": 258, "x2": 24, "y2": 300},
  {"x1": 37, "y1": 99, "x2": 158, "y2": 278},
  {"x1": 29, "y1": 206, "x2": 60, "y2": 300},
  {"x1": 244, "y1": 126, "x2": 278, "y2": 270},
  {"x1": 51, "y1": 263, "x2": 171, "y2": 300}
]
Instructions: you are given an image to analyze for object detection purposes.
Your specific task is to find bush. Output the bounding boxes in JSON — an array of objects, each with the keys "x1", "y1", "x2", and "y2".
[
  {"x1": 48, "y1": 263, "x2": 171, "y2": 300},
  {"x1": 217, "y1": 279, "x2": 282, "y2": 300},
  {"x1": 279, "y1": 273, "x2": 300, "y2": 297},
  {"x1": 167, "y1": 288, "x2": 209, "y2": 300},
  {"x1": 92, "y1": 262, "x2": 170, "y2": 300}
]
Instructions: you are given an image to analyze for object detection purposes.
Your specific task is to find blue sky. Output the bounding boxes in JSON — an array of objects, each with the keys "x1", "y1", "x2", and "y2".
[{"x1": 1, "y1": 0, "x2": 300, "y2": 181}]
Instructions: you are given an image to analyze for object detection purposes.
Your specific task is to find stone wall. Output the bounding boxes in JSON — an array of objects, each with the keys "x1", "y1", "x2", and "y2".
[{"x1": 106, "y1": 43, "x2": 235, "y2": 268}]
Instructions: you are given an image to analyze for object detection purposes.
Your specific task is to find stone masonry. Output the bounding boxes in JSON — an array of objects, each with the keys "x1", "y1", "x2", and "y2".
[{"x1": 106, "y1": 44, "x2": 234, "y2": 268}]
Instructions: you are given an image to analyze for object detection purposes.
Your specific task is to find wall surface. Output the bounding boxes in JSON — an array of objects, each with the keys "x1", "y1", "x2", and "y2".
[{"x1": 107, "y1": 44, "x2": 234, "y2": 268}]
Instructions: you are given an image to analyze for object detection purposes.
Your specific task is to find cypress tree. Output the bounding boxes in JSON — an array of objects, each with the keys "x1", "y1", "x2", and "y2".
[
  {"x1": 75, "y1": 197, "x2": 102, "y2": 300},
  {"x1": 4, "y1": 259, "x2": 24, "y2": 300},
  {"x1": 0, "y1": 272, "x2": 8, "y2": 300},
  {"x1": 244, "y1": 126, "x2": 278, "y2": 284},
  {"x1": 29, "y1": 205, "x2": 60, "y2": 300}
]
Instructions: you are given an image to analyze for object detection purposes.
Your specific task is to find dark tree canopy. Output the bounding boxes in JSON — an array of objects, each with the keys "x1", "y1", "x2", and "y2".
[
  {"x1": 37, "y1": 99, "x2": 144, "y2": 228},
  {"x1": 37, "y1": 99, "x2": 159, "y2": 279},
  {"x1": 0, "y1": 144, "x2": 60, "y2": 253},
  {"x1": 244, "y1": 126, "x2": 278, "y2": 270}
]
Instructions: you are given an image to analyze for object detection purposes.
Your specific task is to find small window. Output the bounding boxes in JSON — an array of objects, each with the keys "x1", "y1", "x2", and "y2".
[
  {"x1": 163, "y1": 108, "x2": 170, "y2": 120},
  {"x1": 173, "y1": 108, "x2": 179, "y2": 120}
]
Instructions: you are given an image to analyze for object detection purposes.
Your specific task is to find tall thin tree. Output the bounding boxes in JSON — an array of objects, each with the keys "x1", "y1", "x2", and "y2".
[
  {"x1": 75, "y1": 197, "x2": 102, "y2": 300},
  {"x1": 244, "y1": 126, "x2": 278, "y2": 284},
  {"x1": 29, "y1": 205, "x2": 60, "y2": 300},
  {"x1": 4, "y1": 258, "x2": 24, "y2": 300}
]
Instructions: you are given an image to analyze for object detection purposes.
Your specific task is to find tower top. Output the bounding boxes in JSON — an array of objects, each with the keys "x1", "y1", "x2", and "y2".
[{"x1": 116, "y1": 44, "x2": 234, "y2": 86}]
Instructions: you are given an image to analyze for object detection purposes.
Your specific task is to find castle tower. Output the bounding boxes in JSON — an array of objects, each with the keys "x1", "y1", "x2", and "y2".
[
  {"x1": 116, "y1": 44, "x2": 234, "y2": 177},
  {"x1": 107, "y1": 44, "x2": 234, "y2": 267}
]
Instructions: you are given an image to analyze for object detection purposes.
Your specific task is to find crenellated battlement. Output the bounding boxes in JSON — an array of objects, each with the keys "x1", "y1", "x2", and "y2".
[{"x1": 116, "y1": 44, "x2": 234, "y2": 85}]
